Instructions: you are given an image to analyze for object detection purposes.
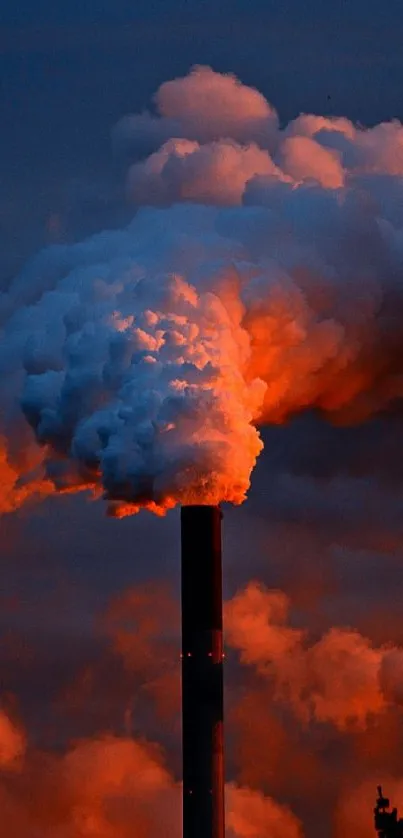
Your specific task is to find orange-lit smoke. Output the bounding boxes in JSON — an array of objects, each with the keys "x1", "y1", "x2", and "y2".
[
  {"x1": 0, "y1": 703, "x2": 303, "y2": 837},
  {"x1": 225, "y1": 582, "x2": 403, "y2": 729},
  {"x1": 3, "y1": 574, "x2": 403, "y2": 837},
  {"x1": 0, "y1": 708, "x2": 25, "y2": 770},
  {"x1": 102, "y1": 584, "x2": 181, "y2": 720},
  {"x1": 226, "y1": 784, "x2": 303, "y2": 838},
  {"x1": 3, "y1": 65, "x2": 403, "y2": 516},
  {"x1": 0, "y1": 436, "x2": 54, "y2": 514}
]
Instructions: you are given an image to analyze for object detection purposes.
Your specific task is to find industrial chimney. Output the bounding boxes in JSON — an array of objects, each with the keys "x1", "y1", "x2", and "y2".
[{"x1": 181, "y1": 505, "x2": 225, "y2": 838}]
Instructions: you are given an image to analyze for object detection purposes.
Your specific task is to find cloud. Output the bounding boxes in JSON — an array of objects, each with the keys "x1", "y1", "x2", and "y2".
[
  {"x1": 0, "y1": 711, "x2": 302, "y2": 838},
  {"x1": 285, "y1": 114, "x2": 356, "y2": 142},
  {"x1": 286, "y1": 112, "x2": 403, "y2": 176},
  {"x1": 226, "y1": 582, "x2": 403, "y2": 729},
  {"x1": 114, "y1": 65, "x2": 279, "y2": 155},
  {"x1": 0, "y1": 709, "x2": 25, "y2": 769},
  {"x1": 275, "y1": 135, "x2": 344, "y2": 188},
  {"x1": 224, "y1": 582, "x2": 303, "y2": 665},
  {"x1": 0, "y1": 435, "x2": 53, "y2": 514},
  {"x1": 128, "y1": 138, "x2": 280, "y2": 206},
  {"x1": 102, "y1": 584, "x2": 180, "y2": 721},
  {"x1": 5, "y1": 62, "x2": 403, "y2": 838},
  {"x1": 226, "y1": 784, "x2": 303, "y2": 838},
  {"x1": 335, "y1": 778, "x2": 403, "y2": 838},
  {"x1": 3, "y1": 67, "x2": 403, "y2": 517},
  {"x1": 0, "y1": 730, "x2": 180, "y2": 838}
]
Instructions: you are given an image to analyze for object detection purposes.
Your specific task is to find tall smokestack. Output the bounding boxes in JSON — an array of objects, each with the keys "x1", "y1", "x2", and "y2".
[{"x1": 181, "y1": 504, "x2": 225, "y2": 838}]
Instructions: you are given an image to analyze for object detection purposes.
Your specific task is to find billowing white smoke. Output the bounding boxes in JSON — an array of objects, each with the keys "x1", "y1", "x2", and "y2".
[
  {"x1": 3, "y1": 65, "x2": 403, "y2": 515},
  {"x1": 1, "y1": 212, "x2": 266, "y2": 515}
]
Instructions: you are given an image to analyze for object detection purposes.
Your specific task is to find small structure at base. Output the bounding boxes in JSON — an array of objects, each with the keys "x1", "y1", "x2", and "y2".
[{"x1": 375, "y1": 787, "x2": 403, "y2": 837}]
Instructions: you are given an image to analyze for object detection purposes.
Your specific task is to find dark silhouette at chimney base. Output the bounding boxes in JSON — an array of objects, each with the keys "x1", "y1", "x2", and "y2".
[{"x1": 375, "y1": 787, "x2": 403, "y2": 836}]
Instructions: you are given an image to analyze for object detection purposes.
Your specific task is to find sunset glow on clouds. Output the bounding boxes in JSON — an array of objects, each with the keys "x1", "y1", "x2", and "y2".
[
  {"x1": 0, "y1": 704, "x2": 303, "y2": 837},
  {"x1": 225, "y1": 582, "x2": 403, "y2": 729},
  {"x1": 3, "y1": 64, "x2": 403, "y2": 837},
  {"x1": 3, "y1": 70, "x2": 403, "y2": 516}
]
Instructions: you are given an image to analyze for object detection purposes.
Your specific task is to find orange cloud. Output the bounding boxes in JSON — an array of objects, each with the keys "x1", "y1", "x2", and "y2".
[
  {"x1": 128, "y1": 138, "x2": 281, "y2": 207},
  {"x1": 277, "y1": 136, "x2": 344, "y2": 188},
  {"x1": 226, "y1": 582, "x2": 401, "y2": 729},
  {"x1": 335, "y1": 778, "x2": 403, "y2": 838},
  {"x1": 0, "y1": 712, "x2": 303, "y2": 838},
  {"x1": 0, "y1": 435, "x2": 53, "y2": 515},
  {"x1": 0, "y1": 708, "x2": 25, "y2": 770},
  {"x1": 226, "y1": 783, "x2": 303, "y2": 838}
]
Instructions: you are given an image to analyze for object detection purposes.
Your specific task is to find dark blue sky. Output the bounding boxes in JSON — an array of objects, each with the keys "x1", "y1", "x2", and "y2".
[{"x1": 2, "y1": 0, "x2": 403, "y2": 283}]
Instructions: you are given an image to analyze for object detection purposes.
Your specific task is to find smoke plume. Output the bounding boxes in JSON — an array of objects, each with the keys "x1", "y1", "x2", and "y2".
[
  {"x1": 226, "y1": 582, "x2": 403, "y2": 729},
  {"x1": 3, "y1": 65, "x2": 403, "y2": 515},
  {"x1": 0, "y1": 703, "x2": 302, "y2": 837}
]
